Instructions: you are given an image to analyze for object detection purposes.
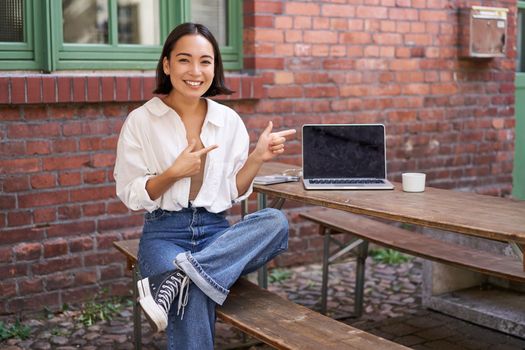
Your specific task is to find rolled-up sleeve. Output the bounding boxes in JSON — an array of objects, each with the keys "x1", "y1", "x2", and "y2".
[
  {"x1": 114, "y1": 120, "x2": 159, "y2": 212},
  {"x1": 229, "y1": 121, "x2": 253, "y2": 203}
]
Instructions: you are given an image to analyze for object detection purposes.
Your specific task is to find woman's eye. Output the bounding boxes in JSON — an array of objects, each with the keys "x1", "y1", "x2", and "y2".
[
  {"x1": 178, "y1": 58, "x2": 189, "y2": 63},
  {"x1": 201, "y1": 60, "x2": 212, "y2": 65}
]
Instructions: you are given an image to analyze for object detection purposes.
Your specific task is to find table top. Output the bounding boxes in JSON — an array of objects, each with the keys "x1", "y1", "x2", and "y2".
[{"x1": 255, "y1": 162, "x2": 525, "y2": 244}]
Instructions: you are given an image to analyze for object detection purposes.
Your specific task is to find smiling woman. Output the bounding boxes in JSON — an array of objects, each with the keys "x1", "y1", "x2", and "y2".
[{"x1": 113, "y1": 22, "x2": 296, "y2": 350}]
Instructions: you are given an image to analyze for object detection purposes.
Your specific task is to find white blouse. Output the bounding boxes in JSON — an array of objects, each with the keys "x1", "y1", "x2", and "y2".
[{"x1": 114, "y1": 97, "x2": 253, "y2": 213}]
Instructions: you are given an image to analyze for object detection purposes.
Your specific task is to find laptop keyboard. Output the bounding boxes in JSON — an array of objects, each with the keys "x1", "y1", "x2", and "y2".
[{"x1": 309, "y1": 179, "x2": 385, "y2": 184}]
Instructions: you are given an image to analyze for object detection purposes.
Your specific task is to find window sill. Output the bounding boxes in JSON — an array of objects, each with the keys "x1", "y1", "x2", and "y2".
[{"x1": 1, "y1": 73, "x2": 264, "y2": 105}]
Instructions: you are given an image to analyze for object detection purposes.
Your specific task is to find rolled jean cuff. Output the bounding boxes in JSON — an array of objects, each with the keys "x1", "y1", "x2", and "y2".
[{"x1": 174, "y1": 252, "x2": 229, "y2": 305}]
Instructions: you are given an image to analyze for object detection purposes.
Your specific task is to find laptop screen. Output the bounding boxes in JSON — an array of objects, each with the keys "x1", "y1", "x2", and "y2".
[{"x1": 302, "y1": 124, "x2": 387, "y2": 179}]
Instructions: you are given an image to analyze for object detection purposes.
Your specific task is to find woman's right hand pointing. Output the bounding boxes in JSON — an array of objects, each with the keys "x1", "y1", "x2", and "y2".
[{"x1": 167, "y1": 139, "x2": 218, "y2": 179}]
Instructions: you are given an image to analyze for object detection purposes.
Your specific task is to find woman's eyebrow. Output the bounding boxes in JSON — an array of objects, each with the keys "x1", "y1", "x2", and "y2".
[{"x1": 175, "y1": 52, "x2": 213, "y2": 59}]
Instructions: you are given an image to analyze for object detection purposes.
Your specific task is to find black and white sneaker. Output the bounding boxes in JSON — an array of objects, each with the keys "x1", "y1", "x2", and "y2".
[{"x1": 137, "y1": 269, "x2": 190, "y2": 333}]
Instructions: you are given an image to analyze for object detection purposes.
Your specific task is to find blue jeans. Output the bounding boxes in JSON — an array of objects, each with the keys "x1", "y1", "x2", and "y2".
[{"x1": 138, "y1": 207, "x2": 289, "y2": 350}]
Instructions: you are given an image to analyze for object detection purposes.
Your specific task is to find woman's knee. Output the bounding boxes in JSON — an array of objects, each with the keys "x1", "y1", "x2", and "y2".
[
  {"x1": 260, "y1": 208, "x2": 289, "y2": 238},
  {"x1": 261, "y1": 207, "x2": 288, "y2": 225}
]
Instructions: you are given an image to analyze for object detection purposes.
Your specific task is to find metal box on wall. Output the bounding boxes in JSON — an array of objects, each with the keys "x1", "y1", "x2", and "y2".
[{"x1": 460, "y1": 6, "x2": 508, "y2": 58}]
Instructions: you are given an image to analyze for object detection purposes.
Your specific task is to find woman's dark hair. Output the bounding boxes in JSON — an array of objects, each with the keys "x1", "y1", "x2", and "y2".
[{"x1": 154, "y1": 22, "x2": 233, "y2": 97}]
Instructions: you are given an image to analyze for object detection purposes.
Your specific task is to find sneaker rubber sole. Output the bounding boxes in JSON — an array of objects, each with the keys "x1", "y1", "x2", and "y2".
[{"x1": 137, "y1": 277, "x2": 168, "y2": 333}]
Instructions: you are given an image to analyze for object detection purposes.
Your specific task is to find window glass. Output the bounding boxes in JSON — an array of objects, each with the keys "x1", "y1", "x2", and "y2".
[
  {"x1": 191, "y1": 0, "x2": 227, "y2": 46},
  {"x1": 0, "y1": 0, "x2": 242, "y2": 70},
  {"x1": 63, "y1": 0, "x2": 109, "y2": 44},
  {"x1": 0, "y1": 0, "x2": 24, "y2": 42},
  {"x1": 117, "y1": 0, "x2": 160, "y2": 45}
]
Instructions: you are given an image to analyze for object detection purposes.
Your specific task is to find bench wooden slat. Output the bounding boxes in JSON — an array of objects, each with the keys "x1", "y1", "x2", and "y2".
[
  {"x1": 113, "y1": 239, "x2": 408, "y2": 350},
  {"x1": 218, "y1": 278, "x2": 406, "y2": 350},
  {"x1": 113, "y1": 239, "x2": 140, "y2": 258},
  {"x1": 300, "y1": 209, "x2": 525, "y2": 283},
  {"x1": 113, "y1": 239, "x2": 140, "y2": 270}
]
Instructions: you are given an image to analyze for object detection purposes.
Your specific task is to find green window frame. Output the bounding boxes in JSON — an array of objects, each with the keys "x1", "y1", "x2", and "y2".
[
  {"x1": 513, "y1": 1, "x2": 525, "y2": 199},
  {"x1": 0, "y1": 0, "x2": 242, "y2": 72},
  {"x1": 0, "y1": 0, "x2": 44, "y2": 70}
]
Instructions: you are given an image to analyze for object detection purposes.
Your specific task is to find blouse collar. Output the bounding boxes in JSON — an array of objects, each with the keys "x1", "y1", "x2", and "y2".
[{"x1": 144, "y1": 96, "x2": 224, "y2": 127}]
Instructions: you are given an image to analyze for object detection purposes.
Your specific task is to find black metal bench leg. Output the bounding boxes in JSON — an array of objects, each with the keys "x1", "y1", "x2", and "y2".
[
  {"x1": 256, "y1": 193, "x2": 269, "y2": 289},
  {"x1": 320, "y1": 228, "x2": 331, "y2": 315},
  {"x1": 354, "y1": 240, "x2": 369, "y2": 318},
  {"x1": 133, "y1": 265, "x2": 142, "y2": 350}
]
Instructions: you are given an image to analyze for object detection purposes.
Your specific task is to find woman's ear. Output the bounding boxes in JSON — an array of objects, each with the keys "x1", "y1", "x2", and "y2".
[{"x1": 162, "y1": 57, "x2": 170, "y2": 75}]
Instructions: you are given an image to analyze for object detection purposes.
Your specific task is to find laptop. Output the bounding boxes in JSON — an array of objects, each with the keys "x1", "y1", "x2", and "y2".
[{"x1": 302, "y1": 124, "x2": 394, "y2": 190}]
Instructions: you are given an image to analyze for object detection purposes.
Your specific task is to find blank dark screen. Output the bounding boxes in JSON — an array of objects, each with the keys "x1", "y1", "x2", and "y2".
[{"x1": 303, "y1": 125, "x2": 386, "y2": 179}]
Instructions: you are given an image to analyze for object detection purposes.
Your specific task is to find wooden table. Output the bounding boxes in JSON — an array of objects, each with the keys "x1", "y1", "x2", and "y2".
[{"x1": 253, "y1": 162, "x2": 525, "y2": 268}]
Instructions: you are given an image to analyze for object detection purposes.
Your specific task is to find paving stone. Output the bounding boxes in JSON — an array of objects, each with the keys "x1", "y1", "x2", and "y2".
[
  {"x1": 455, "y1": 338, "x2": 487, "y2": 350},
  {"x1": 394, "y1": 334, "x2": 426, "y2": 346},
  {"x1": 379, "y1": 323, "x2": 418, "y2": 336},
  {"x1": 411, "y1": 345, "x2": 434, "y2": 350},
  {"x1": 71, "y1": 328, "x2": 85, "y2": 337},
  {"x1": 415, "y1": 325, "x2": 458, "y2": 340},
  {"x1": 36, "y1": 331, "x2": 52, "y2": 339},
  {"x1": 492, "y1": 344, "x2": 524, "y2": 350},
  {"x1": 105, "y1": 325, "x2": 132, "y2": 335},
  {"x1": 426, "y1": 340, "x2": 468, "y2": 350},
  {"x1": 31, "y1": 342, "x2": 51, "y2": 350},
  {"x1": 49, "y1": 336, "x2": 68, "y2": 345},
  {"x1": 70, "y1": 338, "x2": 87, "y2": 346},
  {"x1": 14, "y1": 340, "x2": 33, "y2": 349},
  {"x1": 84, "y1": 332, "x2": 99, "y2": 341},
  {"x1": 503, "y1": 334, "x2": 525, "y2": 348},
  {"x1": 405, "y1": 315, "x2": 446, "y2": 329}
]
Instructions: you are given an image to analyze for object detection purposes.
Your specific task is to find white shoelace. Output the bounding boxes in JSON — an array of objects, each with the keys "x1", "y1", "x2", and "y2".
[
  {"x1": 177, "y1": 274, "x2": 190, "y2": 319},
  {"x1": 158, "y1": 278, "x2": 179, "y2": 313},
  {"x1": 157, "y1": 272, "x2": 190, "y2": 320}
]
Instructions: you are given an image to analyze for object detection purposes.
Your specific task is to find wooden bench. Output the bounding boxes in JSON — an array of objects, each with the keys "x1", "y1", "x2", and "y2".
[
  {"x1": 113, "y1": 239, "x2": 408, "y2": 350},
  {"x1": 300, "y1": 208, "x2": 525, "y2": 316}
]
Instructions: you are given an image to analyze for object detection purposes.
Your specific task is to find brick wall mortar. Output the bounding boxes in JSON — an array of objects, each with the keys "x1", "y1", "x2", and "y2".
[
  {"x1": 2, "y1": 74, "x2": 264, "y2": 105},
  {"x1": 0, "y1": 0, "x2": 518, "y2": 313}
]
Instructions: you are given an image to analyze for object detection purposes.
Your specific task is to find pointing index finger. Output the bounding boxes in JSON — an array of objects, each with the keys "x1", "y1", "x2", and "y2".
[
  {"x1": 194, "y1": 144, "x2": 219, "y2": 156},
  {"x1": 273, "y1": 129, "x2": 296, "y2": 138}
]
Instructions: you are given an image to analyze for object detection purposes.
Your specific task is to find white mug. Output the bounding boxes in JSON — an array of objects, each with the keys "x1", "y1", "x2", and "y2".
[{"x1": 402, "y1": 173, "x2": 426, "y2": 192}]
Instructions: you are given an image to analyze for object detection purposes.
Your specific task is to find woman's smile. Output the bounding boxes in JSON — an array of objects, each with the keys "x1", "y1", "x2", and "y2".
[{"x1": 184, "y1": 80, "x2": 204, "y2": 87}]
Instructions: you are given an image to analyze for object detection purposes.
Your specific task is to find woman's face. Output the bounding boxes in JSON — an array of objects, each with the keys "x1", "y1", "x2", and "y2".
[{"x1": 163, "y1": 34, "x2": 215, "y2": 100}]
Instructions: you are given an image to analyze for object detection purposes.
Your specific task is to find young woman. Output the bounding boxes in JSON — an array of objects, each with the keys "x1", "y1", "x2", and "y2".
[{"x1": 114, "y1": 23, "x2": 295, "y2": 349}]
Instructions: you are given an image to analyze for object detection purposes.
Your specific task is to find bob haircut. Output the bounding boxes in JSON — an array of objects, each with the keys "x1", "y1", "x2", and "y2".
[{"x1": 154, "y1": 22, "x2": 234, "y2": 97}]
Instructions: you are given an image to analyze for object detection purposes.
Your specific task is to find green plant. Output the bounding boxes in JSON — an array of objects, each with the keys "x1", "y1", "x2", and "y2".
[
  {"x1": 0, "y1": 320, "x2": 31, "y2": 341},
  {"x1": 269, "y1": 268, "x2": 292, "y2": 284},
  {"x1": 370, "y1": 248, "x2": 411, "y2": 265},
  {"x1": 61, "y1": 303, "x2": 70, "y2": 312},
  {"x1": 123, "y1": 298, "x2": 133, "y2": 308},
  {"x1": 42, "y1": 306, "x2": 53, "y2": 320},
  {"x1": 77, "y1": 289, "x2": 126, "y2": 327}
]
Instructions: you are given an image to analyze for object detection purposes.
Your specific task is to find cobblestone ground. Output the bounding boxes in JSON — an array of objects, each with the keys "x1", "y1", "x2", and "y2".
[{"x1": 1, "y1": 257, "x2": 524, "y2": 350}]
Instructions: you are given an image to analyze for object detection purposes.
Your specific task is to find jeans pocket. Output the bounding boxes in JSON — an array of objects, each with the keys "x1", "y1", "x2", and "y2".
[{"x1": 144, "y1": 208, "x2": 166, "y2": 222}]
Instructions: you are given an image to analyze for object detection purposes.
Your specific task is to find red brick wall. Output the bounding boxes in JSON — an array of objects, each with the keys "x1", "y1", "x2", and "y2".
[
  {"x1": 0, "y1": 0, "x2": 517, "y2": 313},
  {"x1": 237, "y1": 0, "x2": 516, "y2": 266}
]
